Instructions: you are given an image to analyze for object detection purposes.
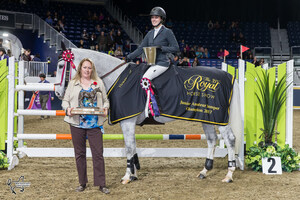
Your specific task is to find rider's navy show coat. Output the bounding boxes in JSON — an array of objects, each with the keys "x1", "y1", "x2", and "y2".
[{"x1": 127, "y1": 25, "x2": 179, "y2": 67}]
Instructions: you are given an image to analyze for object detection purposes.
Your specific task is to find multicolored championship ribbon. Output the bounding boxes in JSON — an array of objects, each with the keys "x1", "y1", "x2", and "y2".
[
  {"x1": 60, "y1": 50, "x2": 76, "y2": 86},
  {"x1": 140, "y1": 77, "x2": 160, "y2": 117}
]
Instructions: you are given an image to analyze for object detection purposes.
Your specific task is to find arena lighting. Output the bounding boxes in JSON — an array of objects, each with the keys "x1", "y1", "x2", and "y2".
[{"x1": 2, "y1": 33, "x2": 8, "y2": 37}]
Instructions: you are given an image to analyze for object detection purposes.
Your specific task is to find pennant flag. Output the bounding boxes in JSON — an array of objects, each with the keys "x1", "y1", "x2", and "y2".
[
  {"x1": 241, "y1": 45, "x2": 249, "y2": 53},
  {"x1": 224, "y1": 49, "x2": 229, "y2": 57}
]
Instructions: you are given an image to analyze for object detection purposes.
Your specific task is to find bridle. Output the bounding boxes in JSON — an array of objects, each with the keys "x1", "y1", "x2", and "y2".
[
  {"x1": 55, "y1": 58, "x2": 127, "y2": 86},
  {"x1": 100, "y1": 61, "x2": 127, "y2": 79}
]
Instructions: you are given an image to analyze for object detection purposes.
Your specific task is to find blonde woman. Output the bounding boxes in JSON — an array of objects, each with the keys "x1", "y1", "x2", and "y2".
[{"x1": 62, "y1": 58, "x2": 110, "y2": 194}]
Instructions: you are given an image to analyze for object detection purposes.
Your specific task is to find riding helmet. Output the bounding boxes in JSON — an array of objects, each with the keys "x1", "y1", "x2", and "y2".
[{"x1": 150, "y1": 7, "x2": 166, "y2": 20}]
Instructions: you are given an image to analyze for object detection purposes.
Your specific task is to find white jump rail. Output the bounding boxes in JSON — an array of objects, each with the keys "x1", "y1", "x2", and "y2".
[
  {"x1": 15, "y1": 147, "x2": 228, "y2": 158},
  {"x1": 15, "y1": 83, "x2": 55, "y2": 91}
]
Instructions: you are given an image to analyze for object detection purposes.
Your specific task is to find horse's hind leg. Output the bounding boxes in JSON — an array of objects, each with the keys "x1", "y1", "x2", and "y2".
[
  {"x1": 218, "y1": 125, "x2": 236, "y2": 183},
  {"x1": 197, "y1": 123, "x2": 218, "y2": 179},
  {"x1": 120, "y1": 117, "x2": 140, "y2": 184}
]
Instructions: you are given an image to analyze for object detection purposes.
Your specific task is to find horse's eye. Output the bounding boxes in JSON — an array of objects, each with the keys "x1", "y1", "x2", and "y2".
[{"x1": 59, "y1": 64, "x2": 63, "y2": 69}]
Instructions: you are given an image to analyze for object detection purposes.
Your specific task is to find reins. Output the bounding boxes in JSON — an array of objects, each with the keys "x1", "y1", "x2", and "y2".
[{"x1": 100, "y1": 61, "x2": 127, "y2": 79}]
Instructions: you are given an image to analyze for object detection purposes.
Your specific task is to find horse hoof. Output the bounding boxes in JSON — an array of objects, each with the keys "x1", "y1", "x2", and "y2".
[
  {"x1": 130, "y1": 176, "x2": 138, "y2": 182},
  {"x1": 222, "y1": 177, "x2": 233, "y2": 183},
  {"x1": 199, "y1": 174, "x2": 206, "y2": 179},
  {"x1": 197, "y1": 173, "x2": 206, "y2": 179},
  {"x1": 121, "y1": 179, "x2": 130, "y2": 184},
  {"x1": 121, "y1": 176, "x2": 137, "y2": 184}
]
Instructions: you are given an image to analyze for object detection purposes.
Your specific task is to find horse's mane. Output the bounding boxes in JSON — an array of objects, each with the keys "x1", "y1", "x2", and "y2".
[{"x1": 69, "y1": 48, "x2": 123, "y2": 77}]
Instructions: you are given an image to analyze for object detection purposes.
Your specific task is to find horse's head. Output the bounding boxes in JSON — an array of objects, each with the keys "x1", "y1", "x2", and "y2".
[
  {"x1": 55, "y1": 47, "x2": 126, "y2": 99},
  {"x1": 54, "y1": 58, "x2": 67, "y2": 99}
]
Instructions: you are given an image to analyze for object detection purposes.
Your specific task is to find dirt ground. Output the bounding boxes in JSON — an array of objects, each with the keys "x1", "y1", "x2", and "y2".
[{"x1": 1, "y1": 111, "x2": 300, "y2": 200}]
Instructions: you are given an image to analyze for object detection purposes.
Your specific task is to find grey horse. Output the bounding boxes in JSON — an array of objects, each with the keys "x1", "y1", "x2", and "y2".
[{"x1": 55, "y1": 48, "x2": 243, "y2": 184}]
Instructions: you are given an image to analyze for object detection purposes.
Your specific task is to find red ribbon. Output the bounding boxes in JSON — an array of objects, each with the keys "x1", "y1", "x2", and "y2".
[
  {"x1": 60, "y1": 50, "x2": 76, "y2": 86},
  {"x1": 140, "y1": 78, "x2": 155, "y2": 116}
]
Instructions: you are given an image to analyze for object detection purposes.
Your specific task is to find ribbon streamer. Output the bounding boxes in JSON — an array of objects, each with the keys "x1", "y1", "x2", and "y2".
[
  {"x1": 140, "y1": 78, "x2": 160, "y2": 117},
  {"x1": 60, "y1": 50, "x2": 76, "y2": 85}
]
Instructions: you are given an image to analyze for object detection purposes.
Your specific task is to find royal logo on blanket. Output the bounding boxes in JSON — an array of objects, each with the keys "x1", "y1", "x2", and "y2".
[
  {"x1": 108, "y1": 63, "x2": 234, "y2": 125},
  {"x1": 184, "y1": 75, "x2": 220, "y2": 92}
]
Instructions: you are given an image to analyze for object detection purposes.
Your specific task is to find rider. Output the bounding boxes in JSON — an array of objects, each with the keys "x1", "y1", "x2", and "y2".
[{"x1": 126, "y1": 6, "x2": 179, "y2": 81}]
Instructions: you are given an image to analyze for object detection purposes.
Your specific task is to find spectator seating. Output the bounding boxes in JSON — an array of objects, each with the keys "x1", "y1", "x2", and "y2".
[
  {"x1": 2, "y1": 0, "x2": 132, "y2": 53},
  {"x1": 2, "y1": 1, "x2": 269, "y2": 64},
  {"x1": 131, "y1": 16, "x2": 270, "y2": 59},
  {"x1": 287, "y1": 22, "x2": 300, "y2": 47}
]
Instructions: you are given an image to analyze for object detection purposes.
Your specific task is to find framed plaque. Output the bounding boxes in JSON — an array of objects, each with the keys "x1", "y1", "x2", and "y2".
[{"x1": 71, "y1": 107, "x2": 105, "y2": 115}]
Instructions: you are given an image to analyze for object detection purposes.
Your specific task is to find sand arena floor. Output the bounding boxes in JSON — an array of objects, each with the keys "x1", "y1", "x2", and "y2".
[{"x1": 0, "y1": 111, "x2": 300, "y2": 199}]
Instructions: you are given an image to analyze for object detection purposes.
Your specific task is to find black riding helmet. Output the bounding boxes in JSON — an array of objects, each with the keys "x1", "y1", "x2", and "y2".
[
  {"x1": 149, "y1": 7, "x2": 166, "y2": 21},
  {"x1": 0, "y1": 47, "x2": 6, "y2": 54},
  {"x1": 39, "y1": 73, "x2": 46, "y2": 78}
]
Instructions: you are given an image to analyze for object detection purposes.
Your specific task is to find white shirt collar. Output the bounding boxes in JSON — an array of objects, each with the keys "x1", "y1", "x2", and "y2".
[{"x1": 154, "y1": 25, "x2": 162, "y2": 38}]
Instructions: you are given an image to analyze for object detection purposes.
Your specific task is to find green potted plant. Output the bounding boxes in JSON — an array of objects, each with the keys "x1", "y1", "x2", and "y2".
[
  {"x1": 0, "y1": 151, "x2": 9, "y2": 169},
  {"x1": 245, "y1": 69, "x2": 300, "y2": 172},
  {"x1": 246, "y1": 144, "x2": 300, "y2": 172},
  {"x1": 255, "y1": 69, "x2": 291, "y2": 146}
]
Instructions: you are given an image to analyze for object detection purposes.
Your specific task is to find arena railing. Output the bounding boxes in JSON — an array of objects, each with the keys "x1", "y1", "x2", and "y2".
[
  {"x1": 23, "y1": 61, "x2": 49, "y2": 77},
  {"x1": 254, "y1": 47, "x2": 273, "y2": 67},
  {"x1": 291, "y1": 46, "x2": 300, "y2": 85},
  {"x1": 0, "y1": 10, "x2": 77, "y2": 53},
  {"x1": 32, "y1": 14, "x2": 77, "y2": 52},
  {"x1": 105, "y1": 0, "x2": 143, "y2": 44}
]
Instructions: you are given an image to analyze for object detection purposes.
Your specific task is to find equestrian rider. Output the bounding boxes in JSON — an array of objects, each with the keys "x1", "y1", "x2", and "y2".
[{"x1": 126, "y1": 7, "x2": 179, "y2": 81}]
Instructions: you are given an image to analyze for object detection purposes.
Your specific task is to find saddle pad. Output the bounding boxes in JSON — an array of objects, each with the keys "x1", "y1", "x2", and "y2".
[{"x1": 107, "y1": 63, "x2": 234, "y2": 125}]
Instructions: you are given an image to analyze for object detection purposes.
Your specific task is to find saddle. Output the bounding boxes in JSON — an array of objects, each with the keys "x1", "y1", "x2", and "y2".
[{"x1": 108, "y1": 63, "x2": 234, "y2": 126}]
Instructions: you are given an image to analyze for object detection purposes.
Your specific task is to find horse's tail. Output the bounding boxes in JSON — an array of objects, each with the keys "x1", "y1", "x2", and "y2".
[{"x1": 229, "y1": 80, "x2": 243, "y2": 154}]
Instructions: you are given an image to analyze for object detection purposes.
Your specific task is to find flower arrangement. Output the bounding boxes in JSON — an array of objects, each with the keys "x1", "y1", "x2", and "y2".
[
  {"x1": 245, "y1": 68, "x2": 300, "y2": 172},
  {"x1": 0, "y1": 151, "x2": 9, "y2": 169},
  {"x1": 245, "y1": 144, "x2": 300, "y2": 172}
]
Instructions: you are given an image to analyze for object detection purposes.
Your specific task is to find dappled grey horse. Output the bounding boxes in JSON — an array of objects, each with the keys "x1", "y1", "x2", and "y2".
[{"x1": 55, "y1": 48, "x2": 243, "y2": 183}]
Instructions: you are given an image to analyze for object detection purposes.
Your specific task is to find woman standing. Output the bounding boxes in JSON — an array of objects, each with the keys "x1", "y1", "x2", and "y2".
[
  {"x1": 62, "y1": 58, "x2": 110, "y2": 194},
  {"x1": 126, "y1": 6, "x2": 179, "y2": 81},
  {"x1": 192, "y1": 57, "x2": 199, "y2": 67}
]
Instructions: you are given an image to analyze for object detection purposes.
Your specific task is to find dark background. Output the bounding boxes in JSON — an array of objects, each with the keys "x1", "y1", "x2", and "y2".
[{"x1": 114, "y1": 0, "x2": 300, "y2": 27}]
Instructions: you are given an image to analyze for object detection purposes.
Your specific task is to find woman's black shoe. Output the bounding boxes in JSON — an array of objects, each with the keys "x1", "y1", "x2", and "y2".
[
  {"x1": 99, "y1": 186, "x2": 110, "y2": 194},
  {"x1": 75, "y1": 184, "x2": 86, "y2": 192}
]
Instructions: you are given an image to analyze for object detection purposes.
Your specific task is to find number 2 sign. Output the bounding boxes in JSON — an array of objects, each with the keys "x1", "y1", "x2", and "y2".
[{"x1": 262, "y1": 157, "x2": 282, "y2": 175}]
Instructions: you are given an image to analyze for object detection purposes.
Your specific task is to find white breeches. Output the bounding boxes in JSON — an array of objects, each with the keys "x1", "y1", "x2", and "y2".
[{"x1": 142, "y1": 65, "x2": 168, "y2": 80}]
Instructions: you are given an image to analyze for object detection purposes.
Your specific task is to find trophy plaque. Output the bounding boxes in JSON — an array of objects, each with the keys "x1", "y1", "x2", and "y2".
[
  {"x1": 70, "y1": 87, "x2": 105, "y2": 115},
  {"x1": 71, "y1": 107, "x2": 105, "y2": 115},
  {"x1": 143, "y1": 46, "x2": 158, "y2": 65}
]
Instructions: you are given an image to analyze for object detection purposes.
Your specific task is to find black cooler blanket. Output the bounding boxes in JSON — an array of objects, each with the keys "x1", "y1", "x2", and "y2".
[{"x1": 107, "y1": 63, "x2": 234, "y2": 125}]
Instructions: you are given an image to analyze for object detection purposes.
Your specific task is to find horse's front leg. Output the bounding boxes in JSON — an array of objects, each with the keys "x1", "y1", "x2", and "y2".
[
  {"x1": 218, "y1": 125, "x2": 236, "y2": 183},
  {"x1": 120, "y1": 117, "x2": 140, "y2": 184},
  {"x1": 197, "y1": 123, "x2": 217, "y2": 179}
]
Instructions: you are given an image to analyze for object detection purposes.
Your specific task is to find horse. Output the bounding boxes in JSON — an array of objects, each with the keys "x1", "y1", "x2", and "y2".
[{"x1": 55, "y1": 48, "x2": 243, "y2": 183}]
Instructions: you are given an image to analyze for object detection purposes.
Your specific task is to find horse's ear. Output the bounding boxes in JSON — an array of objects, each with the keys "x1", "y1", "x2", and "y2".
[{"x1": 61, "y1": 41, "x2": 67, "y2": 51}]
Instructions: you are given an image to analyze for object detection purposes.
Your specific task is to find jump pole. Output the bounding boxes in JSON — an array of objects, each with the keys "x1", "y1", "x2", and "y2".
[
  {"x1": 16, "y1": 134, "x2": 222, "y2": 140},
  {"x1": 15, "y1": 147, "x2": 228, "y2": 158},
  {"x1": 7, "y1": 57, "x2": 19, "y2": 170},
  {"x1": 18, "y1": 61, "x2": 25, "y2": 150},
  {"x1": 222, "y1": 60, "x2": 245, "y2": 170},
  {"x1": 15, "y1": 133, "x2": 227, "y2": 158}
]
